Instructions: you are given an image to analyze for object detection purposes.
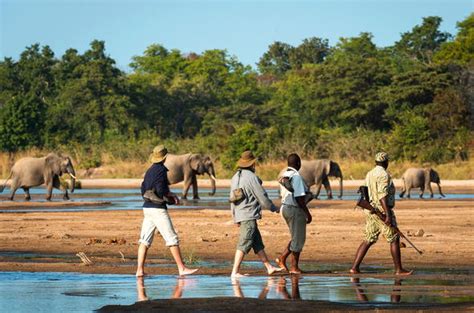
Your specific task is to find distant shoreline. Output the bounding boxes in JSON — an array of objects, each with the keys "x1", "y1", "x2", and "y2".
[{"x1": 2, "y1": 178, "x2": 473, "y2": 189}]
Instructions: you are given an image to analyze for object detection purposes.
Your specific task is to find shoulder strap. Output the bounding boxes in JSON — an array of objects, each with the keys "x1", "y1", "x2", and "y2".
[{"x1": 237, "y1": 170, "x2": 242, "y2": 187}]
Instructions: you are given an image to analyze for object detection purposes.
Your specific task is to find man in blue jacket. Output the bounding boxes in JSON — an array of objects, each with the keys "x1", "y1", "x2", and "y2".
[{"x1": 136, "y1": 145, "x2": 198, "y2": 277}]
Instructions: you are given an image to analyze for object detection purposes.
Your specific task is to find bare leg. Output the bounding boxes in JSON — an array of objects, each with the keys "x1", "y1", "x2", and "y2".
[
  {"x1": 350, "y1": 241, "x2": 374, "y2": 274},
  {"x1": 169, "y1": 245, "x2": 198, "y2": 276},
  {"x1": 257, "y1": 249, "x2": 282, "y2": 275},
  {"x1": 231, "y1": 250, "x2": 246, "y2": 277},
  {"x1": 276, "y1": 241, "x2": 291, "y2": 271},
  {"x1": 289, "y1": 251, "x2": 302, "y2": 274},
  {"x1": 390, "y1": 238, "x2": 413, "y2": 276},
  {"x1": 136, "y1": 243, "x2": 149, "y2": 277}
]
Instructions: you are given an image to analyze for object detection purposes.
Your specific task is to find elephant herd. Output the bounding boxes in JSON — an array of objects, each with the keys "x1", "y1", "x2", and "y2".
[{"x1": 0, "y1": 152, "x2": 445, "y2": 201}]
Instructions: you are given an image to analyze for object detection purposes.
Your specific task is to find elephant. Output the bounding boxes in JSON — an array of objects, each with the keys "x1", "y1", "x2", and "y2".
[
  {"x1": 399, "y1": 167, "x2": 445, "y2": 198},
  {"x1": 279, "y1": 159, "x2": 343, "y2": 199},
  {"x1": 164, "y1": 153, "x2": 216, "y2": 199},
  {"x1": 0, "y1": 153, "x2": 76, "y2": 201}
]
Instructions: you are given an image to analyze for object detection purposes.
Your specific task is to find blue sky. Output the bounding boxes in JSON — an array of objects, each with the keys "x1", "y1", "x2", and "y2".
[{"x1": 1, "y1": 0, "x2": 472, "y2": 71}]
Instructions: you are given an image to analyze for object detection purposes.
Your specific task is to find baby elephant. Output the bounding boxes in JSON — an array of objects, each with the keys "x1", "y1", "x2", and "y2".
[{"x1": 399, "y1": 168, "x2": 445, "y2": 198}]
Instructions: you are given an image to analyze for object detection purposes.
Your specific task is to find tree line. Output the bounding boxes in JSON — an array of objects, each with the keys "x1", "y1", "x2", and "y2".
[{"x1": 0, "y1": 15, "x2": 472, "y2": 169}]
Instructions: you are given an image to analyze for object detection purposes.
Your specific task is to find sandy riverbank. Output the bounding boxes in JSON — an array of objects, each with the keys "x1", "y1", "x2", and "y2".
[{"x1": 0, "y1": 199, "x2": 472, "y2": 273}]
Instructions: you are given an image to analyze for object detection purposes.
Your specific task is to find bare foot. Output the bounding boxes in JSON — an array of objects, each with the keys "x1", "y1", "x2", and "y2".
[
  {"x1": 275, "y1": 257, "x2": 288, "y2": 271},
  {"x1": 179, "y1": 267, "x2": 199, "y2": 276},
  {"x1": 136, "y1": 271, "x2": 146, "y2": 277},
  {"x1": 395, "y1": 269, "x2": 414, "y2": 276},
  {"x1": 231, "y1": 273, "x2": 249, "y2": 278},
  {"x1": 267, "y1": 266, "x2": 283, "y2": 275},
  {"x1": 349, "y1": 268, "x2": 360, "y2": 274},
  {"x1": 289, "y1": 268, "x2": 303, "y2": 275}
]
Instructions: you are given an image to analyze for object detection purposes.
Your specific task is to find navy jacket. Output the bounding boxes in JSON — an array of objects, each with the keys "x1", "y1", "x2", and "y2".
[{"x1": 141, "y1": 162, "x2": 170, "y2": 209}]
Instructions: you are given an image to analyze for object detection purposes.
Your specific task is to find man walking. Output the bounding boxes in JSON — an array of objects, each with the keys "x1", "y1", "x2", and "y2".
[
  {"x1": 136, "y1": 145, "x2": 198, "y2": 277},
  {"x1": 276, "y1": 153, "x2": 312, "y2": 274},
  {"x1": 350, "y1": 152, "x2": 413, "y2": 276},
  {"x1": 230, "y1": 150, "x2": 282, "y2": 278}
]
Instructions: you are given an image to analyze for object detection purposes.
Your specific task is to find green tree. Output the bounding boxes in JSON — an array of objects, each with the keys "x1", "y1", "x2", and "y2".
[
  {"x1": 435, "y1": 13, "x2": 474, "y2": 66},
  {"x1": 395, "y1": 16, "x2": 451, "y2": 64}
]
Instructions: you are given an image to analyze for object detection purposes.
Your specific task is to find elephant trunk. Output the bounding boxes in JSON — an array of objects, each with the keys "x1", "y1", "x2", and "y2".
[
  {"x1": 208, "y1": 169, "x2": 216, "y2": 196},
  {"x1": 338, "y1": 175, "x2": 343, "y2": 199},
  {"x1": 437, "y1": 183, "x2": 445, "y2": 198}
]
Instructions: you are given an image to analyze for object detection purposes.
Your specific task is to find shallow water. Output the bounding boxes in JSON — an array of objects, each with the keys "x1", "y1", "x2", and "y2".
[
  {"x1": 0, "y1": 271, "x2": 472, "y2": 313},
  {"x1": 1, "y1": 187, "x2": 472, "y2": 213}
]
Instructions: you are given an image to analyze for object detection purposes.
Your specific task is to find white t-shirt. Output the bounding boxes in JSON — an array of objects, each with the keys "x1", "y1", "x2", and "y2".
[{"x1": 280, "y1": 167, "x2": 307, "y2": 207}]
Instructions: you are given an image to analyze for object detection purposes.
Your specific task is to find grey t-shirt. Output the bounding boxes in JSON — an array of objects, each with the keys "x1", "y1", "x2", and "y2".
[{"x1": 230, "y1": 169, "x2": 277, "y2": 223}]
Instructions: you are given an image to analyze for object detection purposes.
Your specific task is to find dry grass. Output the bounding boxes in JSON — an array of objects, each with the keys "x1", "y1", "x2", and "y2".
[{"x1": 1, "y1": 151, "x2": 473, "y2": 180}]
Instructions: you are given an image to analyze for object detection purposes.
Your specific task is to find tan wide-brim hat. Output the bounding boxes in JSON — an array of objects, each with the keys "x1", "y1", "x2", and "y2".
[
  {"x1": 237, "y1": 150, "x2": 257, "y2": 168},
  {"x1": 150, "y1": 145, "x2": 168, "y2": 163}
]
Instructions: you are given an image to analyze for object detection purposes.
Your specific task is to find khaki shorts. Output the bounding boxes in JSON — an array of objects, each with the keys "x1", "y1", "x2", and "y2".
[
  {"x1": 138, "y1": 208, "x2": 179, "y2": 247},
  {"x1": 281, "y1": 204, "x2": 307, "y2": 252},
  {"x1": 236, "y1": 220, "x2": 265, "y2": 255},
  {"x1": 364, "y1": 212, "x2": 398, "y2": 243}
]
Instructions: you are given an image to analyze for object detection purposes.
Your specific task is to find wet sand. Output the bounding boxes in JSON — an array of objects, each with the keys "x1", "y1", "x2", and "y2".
[{"x1": 0, "y1": 199, "x2": 472, "y2": 272}]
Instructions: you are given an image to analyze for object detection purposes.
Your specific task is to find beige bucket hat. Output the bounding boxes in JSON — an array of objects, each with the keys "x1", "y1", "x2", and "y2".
[{"x1": 150, "y1": 145, "x2": 168, "y2": 163}]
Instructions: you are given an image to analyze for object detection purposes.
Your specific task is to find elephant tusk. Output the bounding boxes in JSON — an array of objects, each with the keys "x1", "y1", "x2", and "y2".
[
  {"x1": 69, "y1": 173, "x2": 77, "y2": 180},
  {"x1": 210, "y1": 174, "x2": 217, "y2": 181}
]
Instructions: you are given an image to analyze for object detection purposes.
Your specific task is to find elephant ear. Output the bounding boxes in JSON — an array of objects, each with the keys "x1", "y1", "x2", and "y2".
[
  {"x1": 325, "y1": 160, "x2": 332, "y2": 175},
  {"x1": 189, "y1": 154, "x2": 202, "y2": 172},
  {"x1": 45, "y1": 153, "x2": 61, "y2": 176}
]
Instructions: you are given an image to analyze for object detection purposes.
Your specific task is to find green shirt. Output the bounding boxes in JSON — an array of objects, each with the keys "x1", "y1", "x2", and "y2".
[{"x1": 365, "y1": 165, "x2": 395, "y2": 211}]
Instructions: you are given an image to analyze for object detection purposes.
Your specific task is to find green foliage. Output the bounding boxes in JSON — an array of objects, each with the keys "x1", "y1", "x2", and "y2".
[
  {"x1": 435, "y1": 13, "x2": 474, "y2": 66},
  {"x1": 221, "y1": 123, "x2": 265, "y2": 170},
  {"x1": 0, "y1": 15, "x2": 471, "y2": 166},
  {"x1": 395, "y1": 16, "x2": 451, "y2": 64}
]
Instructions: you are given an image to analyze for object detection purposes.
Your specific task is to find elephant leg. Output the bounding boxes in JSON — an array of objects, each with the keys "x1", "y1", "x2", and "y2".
[
  {"x1": 9, "y1": 178, "x2": 19, "y2": 201},
  {"x1": 427, "y1": 184, "x2": 434, "y2": 198},
  {"x1": 314, "y1": 182, "x2": 323, "y2": 199},
  {"x1": 399, "y1": 183, "x2": 406, "y2": 198},
  {"x1": 23, "y1": 187, "x2": 31, "y2": 201},
  {"x1": 406, "y1": 187, "x2": 411, "y2": 199},
  {"x1": 53, "y1": 176, "x2": 69, "y2": 200},
  {"x1": 419, "y1": 186, "x2": 424, "y2": 199},
  {"x1": 322, "y1": 177, "x2": 332, "y2": 199},
  {"x1": 192, "y1": 175, "x2": 199, "y2": 200},
  {"x1": 182, "y1": 176, "x2": 192, "y2": 200}
]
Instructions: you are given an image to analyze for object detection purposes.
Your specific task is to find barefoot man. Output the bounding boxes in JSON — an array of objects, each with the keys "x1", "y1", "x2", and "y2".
[
  {"x1": 276, "y1": 153, "x2": 312, "y2": 274},
  {"x1": 136, "y1": 145, "x2": 198, "y2": 277},
  {"x1": 350, "y1": 152, "x2": 413, "y2": 276},
  {"x1": 230, "y1": 150, "x2": 282, "y2": 277}
]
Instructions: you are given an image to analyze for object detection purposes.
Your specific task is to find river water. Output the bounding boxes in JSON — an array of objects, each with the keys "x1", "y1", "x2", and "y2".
[
  {"x1": 1, "y1": 187, "x2": 472, "y2": 213},
  {"x1": 0, "y1": 271, "x2": 473, "y2": 313}
]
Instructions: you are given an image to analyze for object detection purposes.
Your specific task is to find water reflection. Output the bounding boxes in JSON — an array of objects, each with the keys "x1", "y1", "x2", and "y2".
[{"x1": 351, "y1": 277, "x2": 402, "y2": 303}]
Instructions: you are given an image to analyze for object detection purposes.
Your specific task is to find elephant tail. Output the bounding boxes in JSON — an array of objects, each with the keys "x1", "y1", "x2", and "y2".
[{"x1": 0, "y1": 171, "x2": 13, "y2": 193}]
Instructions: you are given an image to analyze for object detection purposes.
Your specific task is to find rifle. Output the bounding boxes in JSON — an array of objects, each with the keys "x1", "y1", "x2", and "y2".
[{"x1": 356, "y1": 186, "x2": 423, "y2": 255}]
